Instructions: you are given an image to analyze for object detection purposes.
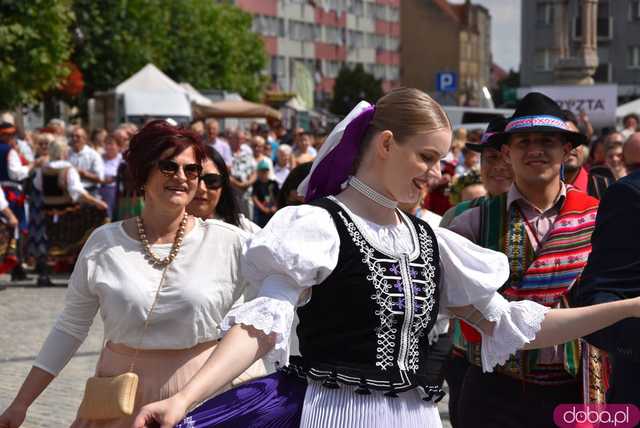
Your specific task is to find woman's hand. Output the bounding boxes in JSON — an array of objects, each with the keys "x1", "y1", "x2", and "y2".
[
  {"x1": 131, "y1": 395, "x2": 189, "y2": 428},
  {"x1": 0, "y1": 403, "x2": 27, "y2": 428}
]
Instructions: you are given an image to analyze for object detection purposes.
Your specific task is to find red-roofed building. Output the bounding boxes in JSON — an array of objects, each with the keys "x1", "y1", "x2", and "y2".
[
  {"x1": 233, "y1": 0, "x2": 401, "y2": 107},
  {"x1": 401, "y1": 0, "x2": 492, "y2": 106}
]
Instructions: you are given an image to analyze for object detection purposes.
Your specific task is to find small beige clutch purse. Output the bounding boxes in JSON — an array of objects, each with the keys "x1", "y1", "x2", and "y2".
[
  {"x1": 77, "y1": 265, "x2": 169, "y2": 420},
  {"x1": 77, "y1": 372, "x2": 139, "y2": 420}
]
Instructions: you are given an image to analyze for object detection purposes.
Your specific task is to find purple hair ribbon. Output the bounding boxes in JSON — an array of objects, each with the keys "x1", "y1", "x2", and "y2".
[{"x1": 304, "y1": 106, "x2": 375, "y2": 202}]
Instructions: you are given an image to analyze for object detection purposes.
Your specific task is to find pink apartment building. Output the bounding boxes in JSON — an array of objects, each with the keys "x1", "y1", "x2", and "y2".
[{"x1": 234, "y1": 0, "x2": 401, "y2": 103}]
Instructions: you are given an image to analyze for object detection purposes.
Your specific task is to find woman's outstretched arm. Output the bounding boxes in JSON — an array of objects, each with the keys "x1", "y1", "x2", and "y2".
[
  {"x1": 523, "y1": 297, "x2": 638, "y2": 350},
  {"x1": 449, "y1": 296, "x2": 640, "y2": 350},
  {"x1": 132, "y1": 324, "x2": 276, "y2": 428}
]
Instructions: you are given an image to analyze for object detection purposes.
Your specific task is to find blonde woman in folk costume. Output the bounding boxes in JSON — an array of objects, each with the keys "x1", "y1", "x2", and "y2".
[{"x1": 134, "y1": 89, "x2": 640, "y2": 428}]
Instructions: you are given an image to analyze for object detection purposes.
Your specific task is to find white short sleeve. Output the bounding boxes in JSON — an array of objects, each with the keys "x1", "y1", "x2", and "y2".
[
  {"x1": 65, "y1": 167, "x2": 86, "y2": 202},
  {"x1": 222, "y1": 205, "x2": 340, "y2": 364},
  {"x1": 435, "y1": 227, "x2": 550, "y2": 372},
  {"x1": 0, "y1": 187, "x2": 8, "y2": 211}
]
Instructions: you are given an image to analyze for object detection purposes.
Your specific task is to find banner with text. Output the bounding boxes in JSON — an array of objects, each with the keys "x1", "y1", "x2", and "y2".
[{"x1": 517, "y1": 84, "x2": 618, "y2": 129}]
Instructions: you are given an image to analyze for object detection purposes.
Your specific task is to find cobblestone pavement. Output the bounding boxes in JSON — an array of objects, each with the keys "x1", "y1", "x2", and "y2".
[{"x1": 0, "y1": 278, "x2": 451, "y2": 428}]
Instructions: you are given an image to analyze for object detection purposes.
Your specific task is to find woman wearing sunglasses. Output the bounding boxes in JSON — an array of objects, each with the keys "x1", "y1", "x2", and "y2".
[
  {"x1": 0, "y1": 121, "x2": 256, "y2": 428},
  {"x1": 186, "y1": 146, "x2": 260, "y2": 233}
]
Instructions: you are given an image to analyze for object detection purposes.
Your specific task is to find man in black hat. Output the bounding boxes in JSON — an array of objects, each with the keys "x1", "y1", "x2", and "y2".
[
  {"x1": 440, "y1": 117, "x2": 513, "y2": 428},
  {"x1": 448, "y1": 93, "x2": 601, "y2": 427}
]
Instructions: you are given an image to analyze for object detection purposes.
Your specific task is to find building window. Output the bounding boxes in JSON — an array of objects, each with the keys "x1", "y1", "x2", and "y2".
[
  {"x1": 387, "y1": 6, "x2": 399, "y2": 22},
  {"x1": 387, "y1": 36, "x2": 400, "y2": 51},
  {"x1": 628, "y1": 46, "x2": 640, "y2": 68},
  {"x1": 289, "y1": 21, "x2": 316, "y2": 42},
  {"x1": 368, "y1": 4, "x2": 387, "y2": 20},
  {"x1": 325, "y1": 26, "x2": 344, "y2": 45},
  {"x1": 629, "y1": 0, "x2": 640, "y2": 21},
  {"x1": 270, "y1": 56, "x2": 286, "y2": 78},
  {"x1": 347, "y1": 31, "x2": 365, "y2": 48},
  {"x1": 536, "y1": 2, "x2": 554, "y2": 26},
  {"x1": 252, "y1": 15, "x2": 285, "y2": 38},
  {"x1": 593, "y1": 63, "x2": 611, "y2": 83},
  {"x1": 534, "y1": 49, "x2": 552, "y2": 71},
  {"x1": 367, "y1": 33, "x2": 385, "y2": 50},
  {"x1": 324, "y1": 60, "x2": 342, "y2": 78},
  {"x1": 574, "y1": 1, "x2": 612, "y2": 39},
  {"x1": 349, "y1": 0, "x2": 364, "y2": 17}
]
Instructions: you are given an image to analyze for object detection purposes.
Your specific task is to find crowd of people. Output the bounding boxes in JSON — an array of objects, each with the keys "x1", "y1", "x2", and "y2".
[
  {"x1": 0, "y1": 88, "x2": 639, "y2": 428},
  {"x1": 0, "y1": 115, "x2": 327, "y2": 288}
]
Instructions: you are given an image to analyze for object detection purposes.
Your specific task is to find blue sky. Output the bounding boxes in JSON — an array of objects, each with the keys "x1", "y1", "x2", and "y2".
[{"x1": 449, "y1": 0, "x2": 521, "y2": 71}]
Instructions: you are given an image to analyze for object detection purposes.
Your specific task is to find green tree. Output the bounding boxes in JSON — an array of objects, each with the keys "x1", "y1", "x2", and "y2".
[
  {"x1": 330, "y1": 64, "x2": 383, "y2": 116},
  {"x1": 71, "y1": 0, "x2": 170, "y2": 96},
  {"x1": 72, "y1": 0, "x2": 266, "y2": 101},
  {"x1": 0, "y1": 0, "x2": 74, "y2": 110},
  {"x1": 164, "y1": 1, "x2": 267, "y2": 101}
]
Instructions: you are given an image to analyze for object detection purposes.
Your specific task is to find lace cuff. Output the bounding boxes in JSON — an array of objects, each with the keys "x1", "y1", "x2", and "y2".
[
  {"x1": 220, "y1": 296, "x2": 295, "y2": 366},
  {"x1": 480, "y1": 300, "x2": 550, "y2": 372}
]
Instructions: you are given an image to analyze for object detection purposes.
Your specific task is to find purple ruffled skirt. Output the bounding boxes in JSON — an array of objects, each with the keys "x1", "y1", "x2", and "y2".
[{"x1": 176, "y1": 372, "x2": 307, "y2": 428}]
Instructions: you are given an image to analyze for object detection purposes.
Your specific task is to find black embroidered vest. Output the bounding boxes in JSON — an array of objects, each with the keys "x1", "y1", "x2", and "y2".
[{"x1": 289, "y1": 197, "x2": 443, "y2": 397}]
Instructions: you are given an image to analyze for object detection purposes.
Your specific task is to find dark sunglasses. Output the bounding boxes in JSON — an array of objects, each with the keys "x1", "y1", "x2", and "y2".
[
  {"x1": 200, "y1": 173, "x2": 224, "y2": 190},
  {"x1": 157, "y1": 159, "x2": 202, "y2": 180}
]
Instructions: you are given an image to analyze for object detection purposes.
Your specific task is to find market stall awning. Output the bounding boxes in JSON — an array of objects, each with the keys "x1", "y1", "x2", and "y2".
[{"x1": 192, "y1": 99, "x2": 282, "y2": 120}]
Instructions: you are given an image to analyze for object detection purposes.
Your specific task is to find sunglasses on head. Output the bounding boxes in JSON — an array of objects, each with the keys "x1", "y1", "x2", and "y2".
[
  {"x1": 157, "y1": 159, "x2": 202, "y2": 180},
  {"x1": 200, "y1": 173, "x2": 224, "y2": 190}
]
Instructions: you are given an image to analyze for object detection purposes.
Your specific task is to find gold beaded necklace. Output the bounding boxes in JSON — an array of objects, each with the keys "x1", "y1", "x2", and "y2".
[{"x1": 136, "y1": 214, "x2": 189, "y2": 267}]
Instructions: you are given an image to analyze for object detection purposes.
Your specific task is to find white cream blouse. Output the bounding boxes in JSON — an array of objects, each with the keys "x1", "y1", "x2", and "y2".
[
  {"x1": 34, "y1": 218, "x2": 251, "y2": 376},
  {"x1": 222, "y1": 197, "x2": 550, "y2": 373}
]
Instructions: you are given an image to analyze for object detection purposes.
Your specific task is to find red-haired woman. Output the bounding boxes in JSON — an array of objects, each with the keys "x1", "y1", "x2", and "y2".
[{"x1": 0, "y1": 120, "x2": 256, "y2": 428}]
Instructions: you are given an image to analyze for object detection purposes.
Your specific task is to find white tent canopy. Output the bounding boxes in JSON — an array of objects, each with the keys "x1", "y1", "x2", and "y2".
[
  {"x1": 115, "y1": 64, "x2": 191, "y2": 118},
  {"x1": 617, "y1": 98, "x2": 640, "y2": 119}
]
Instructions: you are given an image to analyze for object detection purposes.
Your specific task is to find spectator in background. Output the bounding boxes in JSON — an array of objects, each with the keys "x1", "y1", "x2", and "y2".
[
  {"x1": 0, "y1": 122, "x2": 33, "y2": 281},
  {"x1": 587, "y1": 135, "x2": 612, "y2": 176},
  {"x1": 454, "y1": 146, "x2": 480, "y2": 177},
  {"x1": 190, "y1": 120, "x2": 206, "y2": 140},
  {"x1": 449, "y1": 169, "x2": 486, "y2": 205},
  {"x1": 292, "y1": 129, "x2": 316, "y2": 165},
  {"x1": 273, "y1": 144, "x2": 292, "y2": 187},
  {"x1": 206, "y1": 118, "x2": 232, "y2": 168},
  {"x1": 187, "y1": 146, "x2": 260, "y2": 233},
  {"x1": 100, "y1": 135, "x2": 123, "y2": 219},
  {"x1": 621, "y1": 113, "x2": 639, "y2": 140},
  {"x1": 250, "y1": 135, "x2": 274, "y2": 177},
  {"x1": 562, "y1": 110, "x2": 612, "y2": 199},
  {"x1": 46, "y1": 119, "x2": 66, "y2": 137},
  {"x1": 257, "y1": 123, "x2": 278, "y2": 163},
  {"x1": 112, "y1": 127, "x2": 131, "y2": 152},
  {"x1": 624, "y1": 133, "x2": 640, "y2": 174},
  {"x1": 605, "y1": 139, "x2": 627, "y2": 181},
  {"x1": 276, "y1": 161, "x2": 311, "y2": 209},
  {"x1": 1, "y1": 112, "x2": 34, "y2": 163},
  {"x1": 68, "y1": 126, "x2": 104, "y2": 196},
  {"x1": 90, "y1": 128, "x2": 108, "y2": 155},
  {"x1": 576, "y1": 110, "x2": 594, "y2": 141},
  {"x1": 251, "y1": 160, "x2": 279, "y2": 227},
  {"x1": 445, "y1": 128, "x2": 466, "y2": 166},
  {"x1": 229, "y1": 129, "x2": 256, "y2": 219}
]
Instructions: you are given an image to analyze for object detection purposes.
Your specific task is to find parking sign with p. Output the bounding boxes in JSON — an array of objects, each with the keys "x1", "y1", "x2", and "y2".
[{"x1": 436, "y1": 72, "x2": 457, "y2": 93}]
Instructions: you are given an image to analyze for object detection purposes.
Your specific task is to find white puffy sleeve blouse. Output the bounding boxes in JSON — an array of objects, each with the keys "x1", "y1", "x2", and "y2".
[
  {"x1": 34, "y1": 218, "x2": 251, "y2": 376},
  {"x1": 221, "y1": 201, "x2": 550, "y2": 372}
]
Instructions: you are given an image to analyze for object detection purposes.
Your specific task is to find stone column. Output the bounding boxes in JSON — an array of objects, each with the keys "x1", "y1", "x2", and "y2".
[
  {"x1": 552, "y1": 0, "x2": 570, "y2": 61},
  {"x1": 553, "y1": 0, "x2": 599, "y2": 85}
]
